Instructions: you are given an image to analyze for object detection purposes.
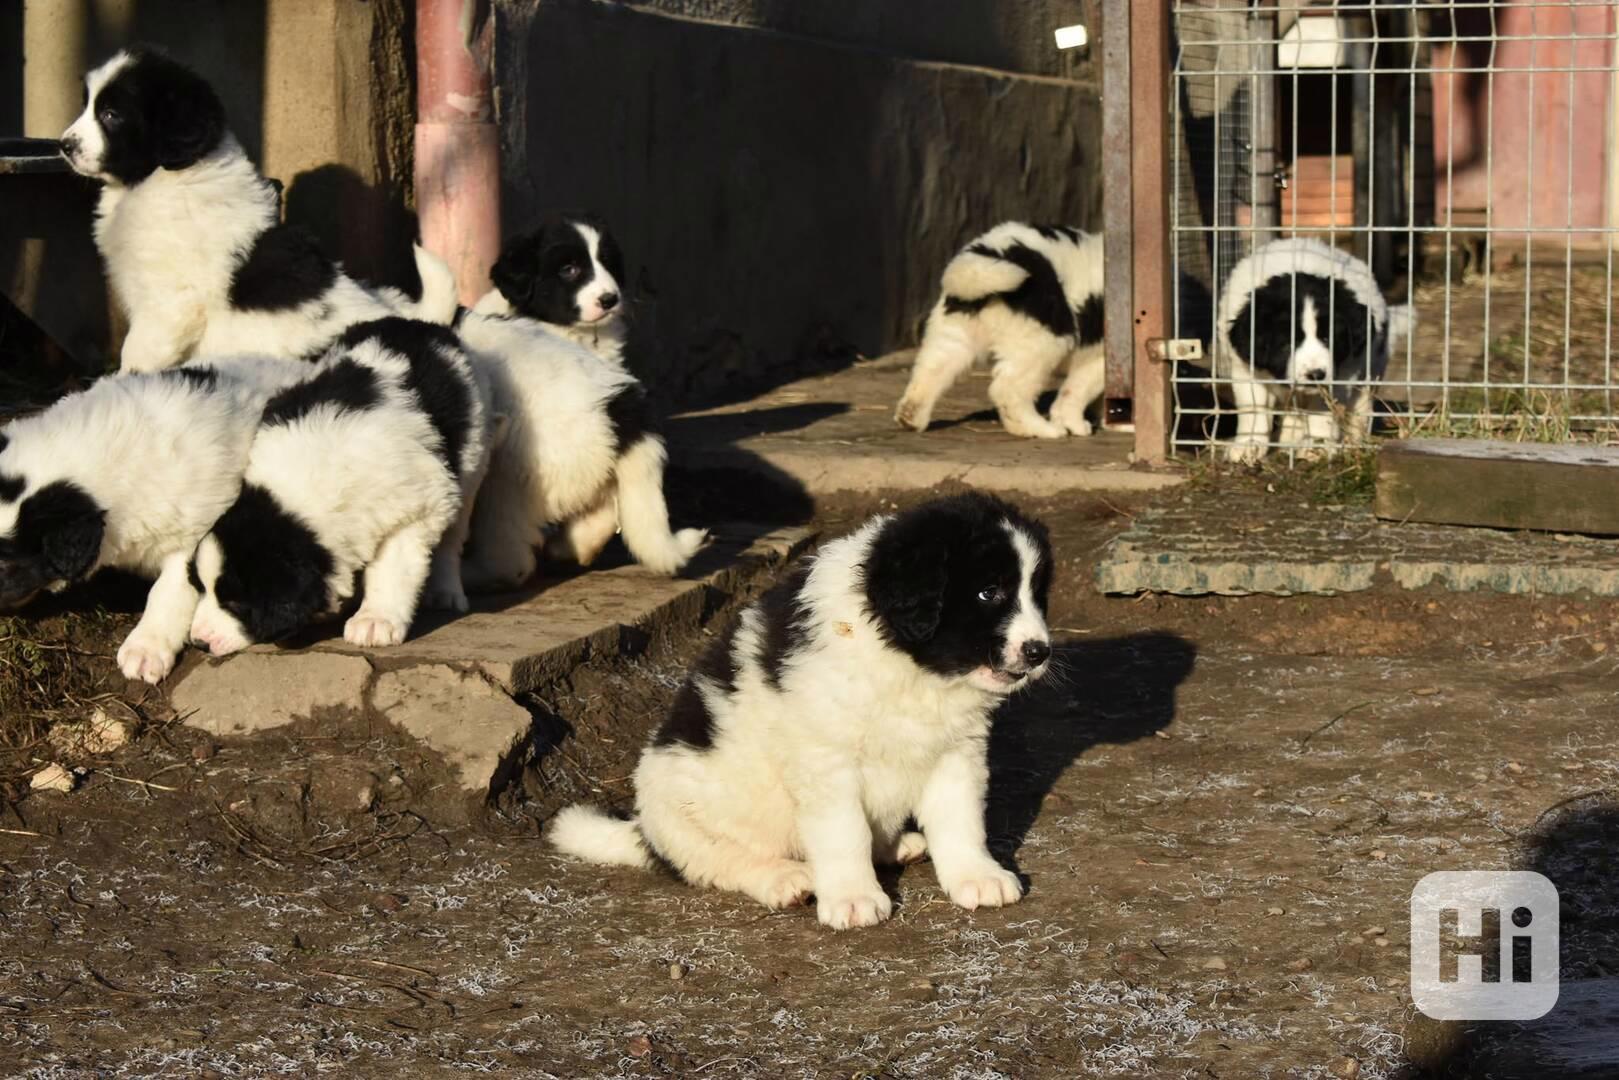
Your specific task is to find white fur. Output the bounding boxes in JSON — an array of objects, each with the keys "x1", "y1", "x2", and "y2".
[
  {"x1": 1217, "y1": 237, "x2": 1401, "y2": 462},
  {"x1": 550, "y1": 510, "x2": 1051, "y2": 929},
  {"x1": 0, "y1": 363, "x2": 294, "y2": 682},
  {"x1": 455, "y1": 308, "x2": 706, "y2": 590},
  {"x1": 65, "y1": 51, "x2": 456, "y2": 374},
  {"x1": 896, "y1": 222, "x2": 1107, "y2": 439},
  {"x1": 189, "y1": 334, "x2": 491, "y2": 653}
]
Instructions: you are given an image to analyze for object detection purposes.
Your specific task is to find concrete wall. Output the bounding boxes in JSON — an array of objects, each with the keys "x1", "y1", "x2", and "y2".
[
  {"x1": 2, "y1": 0, "x2": 415, "y2": 373},
  {"x1": 496, "y1": 0, "x2": 1101, "y2": 402}
]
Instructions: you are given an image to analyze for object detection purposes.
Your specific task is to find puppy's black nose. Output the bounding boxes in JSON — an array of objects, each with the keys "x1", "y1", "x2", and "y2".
[
  {"x1": 1305, "y1": 369, "x2": 1327, "y2": 382},
  {"x1": 1021, "y1": 640, "x2": 1051, "y2": 666},
  {"x1": 598, "y1": 292, "x2": 619, "y2": 311}
]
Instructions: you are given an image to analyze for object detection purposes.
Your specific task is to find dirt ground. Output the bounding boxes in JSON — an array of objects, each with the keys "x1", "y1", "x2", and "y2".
[{"x1": 2, "y1": 482, "x2": 1618, "y2": 1078}]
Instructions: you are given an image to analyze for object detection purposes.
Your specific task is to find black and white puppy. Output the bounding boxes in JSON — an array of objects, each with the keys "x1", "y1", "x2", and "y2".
[
  {"x1": 454, "y1": 225, "x2": 705, "y2": 587},
  {"x1": 471, "y1": 212, "x2": 630, "y2": 364},
  {"x1": 60, "y1": 47, "x2": 455, "y2": 373},
  {"x1": 0, "y1": 361, "x2": 295, "y2": 683},
  {"x1": 896, "y1": 222, "x2": 1106, "y2": 439},
  {"x1": 1218, "y1": 237, "x2": 1413, "y2": 461},
  {"x1": 188, "y1": 318, "x2": 492, "y2": 654},
  {"x1": 550, "y1": 493, "x2": 1053, "y2": 930}
]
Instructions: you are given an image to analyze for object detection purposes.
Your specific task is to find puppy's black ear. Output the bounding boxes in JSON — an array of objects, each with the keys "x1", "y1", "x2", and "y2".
[
  {"x1": 489, "y1": 234, "x2": 543, "y2": 309},
  {"x1": 152, "y1": 64, "x2": 226, "y2": 170},
  {"x1": 866, "y1": 533, "x2": 949, "y2": 646},
  {"x1": 19, "y1": 481, "x2": 105, "y2": 582}
]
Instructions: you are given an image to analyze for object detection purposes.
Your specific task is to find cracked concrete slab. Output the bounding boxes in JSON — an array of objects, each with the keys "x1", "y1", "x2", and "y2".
[
  {"x1": 666, "y1": 353, "x2": 1184, "y2": 497},
  {"x1": 1097, "y1": 498, "x2": 1619, "y2": 597},
  {"x1": 170, "y1": 525, "x2": 813, "y2": 798}
]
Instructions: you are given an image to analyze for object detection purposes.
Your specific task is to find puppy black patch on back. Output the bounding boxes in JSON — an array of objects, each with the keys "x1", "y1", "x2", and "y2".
[
  {"x1": 208, "y1": 483, "x2": 333, "y2": 645},
  {"x1": 338, "y1": 318, "x2": 471, "y2": 474},
  {"x1": 167, "y1": 366, "x2": 218, "y2": 390},
  {"x1": 945, "y1": 242, "x2": 1077, "y2": 339},
  {"x1": 261, "y1": 357, "x2": 380, "y2": 428},
  {"x1": 92, "y1": 46, "x2": 227, "y2": 184},
  {"x1": 1075, "y1": 293, "x2": 1104, "y2": 348},
  {"x1": 229, "y1": 224, "x2": 339, "y2": 312},
  {"x1": 654, "y1": 625, "x2": 740, "y2": 751},
  {"x1": 754, "y1": 565, "x2": 812, "y2": 691},
  {"x1": 605, "y1": 383, "x2": 658, "y2": 456}
]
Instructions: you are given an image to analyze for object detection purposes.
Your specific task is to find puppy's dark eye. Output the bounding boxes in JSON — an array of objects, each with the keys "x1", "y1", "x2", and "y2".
[
  {"x1": 977, "y1": 586, "x2": 1006, "y2": 605},
  {"x1": 97, "y1": 107, "x2": 122, "y2": 129},
  {"x1": 558, "y1": 263, "x2": 583, "y2": 283}
]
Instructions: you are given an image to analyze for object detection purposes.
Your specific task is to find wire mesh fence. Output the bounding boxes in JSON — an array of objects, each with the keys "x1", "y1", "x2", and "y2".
[{"x1": 1168, "y1": 0, "x2": 1619, "y2": 460}]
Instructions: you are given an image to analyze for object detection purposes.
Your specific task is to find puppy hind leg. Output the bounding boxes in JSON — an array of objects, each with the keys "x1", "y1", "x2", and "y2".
[
  {"x1": 345, "y1": 519, "x2": 440, "y2": 647},
  {"x1": 635, "y1": 783, "x2": 813, "y2": 910},
  {"x1": 1051, "y1": 345, "x2": 1106, "y2": 436},
  {"x1": 423, "y1": 446, "x2": 498, "y2": 613},
  {"x1": 545, "y1": 495, "x2": 620, "y2": 567},
  {"x1": 895, "y1": 316, "x2": 976, "y2": 432},
  {"x1": 989, "y1": 335, "x2": 1071, "y2": 439}
]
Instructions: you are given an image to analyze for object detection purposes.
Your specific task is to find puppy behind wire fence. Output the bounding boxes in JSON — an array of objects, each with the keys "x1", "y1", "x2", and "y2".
[{"x1": 1164, "y1": 0, "x2": 1619, "y2": 460}]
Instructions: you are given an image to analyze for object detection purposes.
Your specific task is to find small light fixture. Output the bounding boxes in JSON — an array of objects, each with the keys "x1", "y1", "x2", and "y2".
[{"x1": 1054, "y1": 23, "x2": 1089, "y2": 50}]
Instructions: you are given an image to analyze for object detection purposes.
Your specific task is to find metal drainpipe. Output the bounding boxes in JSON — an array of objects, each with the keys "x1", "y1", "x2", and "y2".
[{"x1": 416, "y1": 0, "x2": 500, "y2": 306}]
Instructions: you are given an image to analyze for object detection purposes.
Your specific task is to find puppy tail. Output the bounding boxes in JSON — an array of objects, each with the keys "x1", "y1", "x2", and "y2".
[
  {"x1": 615, "y1": 434, "x2": 709, "y2": 575},
  {"x1": 940, "y1": 247, "x2": 1029, "y2": 301},
  {"x1": 406, "y1": 244, "x2": 460, "y2": 325},
  {"x1": 1386, "y1": 303, "x2": 1416, "y2": 351},
  {"x1": 548, "y1": 804, "x2": 655, "y2": 869}
]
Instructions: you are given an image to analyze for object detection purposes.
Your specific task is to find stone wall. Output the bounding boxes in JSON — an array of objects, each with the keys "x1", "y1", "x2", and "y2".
[{"x1": 496, "y1": 0, "x2": 1102, "y2": 402}]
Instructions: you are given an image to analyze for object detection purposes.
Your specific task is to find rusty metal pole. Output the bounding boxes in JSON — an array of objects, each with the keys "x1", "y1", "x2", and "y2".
[
  {"x1": 416, "y1": 0, "x2": 500, "y2": 305},
  {"x1": 1101, "y1": 0, "x2": 1136, "y2": 427},
  {"x1": 1129, "y1": 0, "x2": 1174, "y2": 465}
]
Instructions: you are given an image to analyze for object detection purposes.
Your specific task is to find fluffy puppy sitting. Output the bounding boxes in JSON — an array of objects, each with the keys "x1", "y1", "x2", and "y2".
[
  {"x1": 59, "y1": 46, "x2": 455, "y2": 373},
  {"x1": 896, "y1": 222, "x2": 1105, "y2": 439},
  {"x1": 454, "y1": 222, "x2": 705, "y2": 587},
  {"x1": 188, "y1": 319, "x2": 492, "y2": 654},
  {"x1": 0, "y1": 361, "x2": 294, "y2": 683},
  {"x1": 471, "y1": 211, "x2": 631, "y2": 364},
  {"x1": 550, "y1": 493, "x2": 1054, "y2": 930},
  {"x1": 1218, "y1": 237, "x2": 1413, "y2": 462}
]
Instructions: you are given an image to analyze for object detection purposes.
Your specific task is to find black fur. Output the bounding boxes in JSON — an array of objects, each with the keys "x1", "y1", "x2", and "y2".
[
  {"x1": 206, "y1": 484, "x2": 334, "y2": 645},
  {"x1": 0, "y1": 473, "x2": 22, "y2": 503},
  {"x1": 261, "y1": 357, "x2": 381, "y2": 428},
  {"x1": 228, "y1": 223, "x2": 339, "y2": 313},
  {"x1": 605, "y1": 383, "x2": 658, "y2": 456},
  {"x1": 1076, "y1": 293, "x2": 1104, "y2": 348},
  {"x1": 168, "y1": 366, "x2": 218, "y2": 390},
  {"x1": 863, "y1": 493, "x2": 1052, "y2": 678},
  {"x1": 1226, "y1": 273, "x2": 1384, "y2": 405},
  {"x1": 0, "y1": 481, "x2": 106, "y2": 605},
  {"x1": 338, "y1": 318, "x2": 472, "y2": 474},
  {"x1": 945, "y1": 242, "x2": 1079, "y2": 340},
  {"x1": 490, "y1": 212, "x2": 623, "y2": 326},
  {"x1": 754, "y1": 566, "x2": 812, "y2": 691},
  {"x1": 87, "y1": 47, "x2": 227, "y2": 184},
  {"x1": 653, "y1": 621, "x2": 742, "y2": 750}
]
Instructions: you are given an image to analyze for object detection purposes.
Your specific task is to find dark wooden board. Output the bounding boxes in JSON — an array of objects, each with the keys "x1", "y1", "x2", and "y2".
[{"x1": 1376, "y1": 438, "x2": 1619, "y2": 536}]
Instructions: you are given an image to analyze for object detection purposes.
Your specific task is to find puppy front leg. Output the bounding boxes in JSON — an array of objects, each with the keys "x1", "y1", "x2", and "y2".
[
  {"x1": 345, "y1": 519, "x2": 438, "y2": 647},
  {"x1": 1224, "y1": 371, "x2": 1274, "y2": 463},
  {"x1": 119, "y1": 304, "x2": 205, "y2": 373},
  {"x1": 794, "y1": 768, "x2": 890, "y2": 930},
  {"x1": 916, "y1": 742, "x2": 1022, "y2": 911},
  {"x1": 117, "y1": 551, "x2": 200, "y2": 684}
]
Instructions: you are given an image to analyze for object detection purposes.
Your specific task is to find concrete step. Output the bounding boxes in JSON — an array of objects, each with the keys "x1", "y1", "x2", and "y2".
[
  {"x1": 171, "y1": 525, "x2": 813, "y2": 803},
  {"x1": 666, "y1": 352, "x2": 1185, "y2": 498}
]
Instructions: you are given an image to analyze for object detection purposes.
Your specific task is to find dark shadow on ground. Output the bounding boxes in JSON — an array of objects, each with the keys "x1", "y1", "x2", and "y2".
[
  {"x1": 987, "y1": 632, "x2": 1199, "y2": 874},
  {"x1": 1408, "y1": 794, "x2": 1619, "y2": 1078}
]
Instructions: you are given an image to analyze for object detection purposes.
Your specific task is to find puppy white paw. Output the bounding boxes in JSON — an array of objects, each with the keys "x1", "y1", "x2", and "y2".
[
  {"x1": 1000, "y1": 415, "x2": 1068, "y2": 440},
  {"x1": 754, "y1": 862, "x2": 815, "y2": 909},
  {"x1": 673, "y1": 528, "x2": 709, "y2": 563},
  {"x1": 1222, "y1": 440, "x2": 1270, "y2": 464},
  {"x1": 941, "y1": 863, "x2": 1024, "y2": 911},
  {"x1": 894, "y1": 397, "x2": 932, "y2": 432},
  {"x1": 892, "y1": 831, "x2": 929, "y2": 865},
  {"x1": 1058, "y1": 414, "x2": 1094, "y2": 437},
  {"x1": 344, "y1": 611, "x2": 407, "y2": 647},
  {"x1": 116, "y1": 633, "x2": 177, "y2": 685},
  {"x1": 816, "y1": 887, "x2": 893, "y2": 930}
]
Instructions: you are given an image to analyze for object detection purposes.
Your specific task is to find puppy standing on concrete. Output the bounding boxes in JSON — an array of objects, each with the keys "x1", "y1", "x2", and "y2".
[
  {"x1": 454, "y1": 217, "x2": 706, "y2": 588},
  {"x1": 0, "y1": 360, "x2": 295, "y2": 683},
  {"x1": 60, "y1": 46, "x2": 455, "y2": 373},
  {"x1": 188, "y1": 318, "x2": 491, "y2": 654},
  {"x1": 896, "y1": 222, "x2": 1106, "y2": 439},
  {"x1": 551, "y1": 493, "x2": 1053, "y2": 930}
]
